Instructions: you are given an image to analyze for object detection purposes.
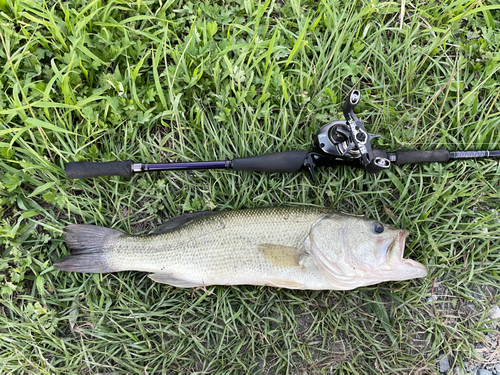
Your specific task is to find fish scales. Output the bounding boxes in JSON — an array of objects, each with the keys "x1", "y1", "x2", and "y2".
[
  {"x1": 55, "y1": 207, "x2": 428, "y2": 290},
  {"x1": 109, "y1": 207, "x2": 327, "y2": 288}
]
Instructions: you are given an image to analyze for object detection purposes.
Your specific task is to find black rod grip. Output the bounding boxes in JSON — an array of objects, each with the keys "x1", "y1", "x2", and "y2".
[
  {"x1": 393, "y1": 150, "x2": 449, "y2": 165},
  {"x1": 232, "y1": 151, "x2": 309, "y2": 173},
  {"x1": 65, "y1": 160, "x2": 133, "y2": 179}
]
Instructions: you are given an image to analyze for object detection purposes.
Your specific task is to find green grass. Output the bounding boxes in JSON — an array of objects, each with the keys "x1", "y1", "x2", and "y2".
[{"x1": 1, "y1": 0, "x2": 499, "y2": 373}]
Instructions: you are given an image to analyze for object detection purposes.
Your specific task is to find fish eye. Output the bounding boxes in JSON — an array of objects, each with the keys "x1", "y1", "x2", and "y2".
[{"x1": 371, "y1": 222, "x2": 384, "y2": 234}]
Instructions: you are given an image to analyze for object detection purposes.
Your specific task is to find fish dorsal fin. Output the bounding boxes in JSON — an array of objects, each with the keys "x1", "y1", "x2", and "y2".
[
  {"x1": 148, "y1": 273, "x2": 203, "y2": 288},
  {"x1": 258, "y1": 243, "x2": 305, "y2": 267},
  {"x1": 150, "y1": 211, "x2": 215, "y2": 234}
]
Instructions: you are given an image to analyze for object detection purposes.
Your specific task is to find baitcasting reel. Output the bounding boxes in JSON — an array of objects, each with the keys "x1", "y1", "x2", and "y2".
[
  {"x1": 308, "y1": 90, "x2": 391, "y2": 180},
  {"x1": 315, "y1": 90, "x2": 390, "y2": 170}
]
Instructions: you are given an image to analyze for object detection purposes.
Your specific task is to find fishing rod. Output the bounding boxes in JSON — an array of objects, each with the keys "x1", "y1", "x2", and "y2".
[{"x1": 65, "y1": 90, "x2": 500, "y2": 181}]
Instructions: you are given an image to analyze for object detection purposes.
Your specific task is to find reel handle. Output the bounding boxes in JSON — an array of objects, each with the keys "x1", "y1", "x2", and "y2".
[{"x1": 342, "y1": 89, "x2": 360, "y2": 120}]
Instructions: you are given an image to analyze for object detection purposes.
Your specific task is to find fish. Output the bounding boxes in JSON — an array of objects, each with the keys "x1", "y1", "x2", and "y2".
[{"x1": 54, "y1": 207, "x2": 428, "y2": 290}]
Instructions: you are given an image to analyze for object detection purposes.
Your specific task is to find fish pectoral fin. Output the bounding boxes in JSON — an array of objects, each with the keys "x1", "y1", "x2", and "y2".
[
  {"x1": 258, "y1": 243, "x2": 305, "y2": 267},
  {"x1": 149, "y1": 211, "x2": 215, "y2": 234},
  {"x1": 265, "y1": 278, "x2": 304, "y2": 289},
  {"x1": 148, "y1": 273, "x2": 204, "y2": 288}
]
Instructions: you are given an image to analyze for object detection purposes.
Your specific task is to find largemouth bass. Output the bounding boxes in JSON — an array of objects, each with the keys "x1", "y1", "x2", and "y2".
[{"x1": 54, "y1": 207, "x2": 427, "y2": 290}]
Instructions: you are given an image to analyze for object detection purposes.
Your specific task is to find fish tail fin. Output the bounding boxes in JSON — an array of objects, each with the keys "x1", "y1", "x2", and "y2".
[{"x1": 54, "y1": 224, "x2": 124, "y2": 273}]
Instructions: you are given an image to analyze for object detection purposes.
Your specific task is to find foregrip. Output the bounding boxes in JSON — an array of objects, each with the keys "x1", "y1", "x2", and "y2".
[
  {"x1": 232, "y1": 151, "x2": 309, "y2": 173},
  {"x1": 66, "y1": 160, "x2": 133, "y2": 179},
  {"x1": 392, "y1": 150, "x2": 450, "y2": 165}
]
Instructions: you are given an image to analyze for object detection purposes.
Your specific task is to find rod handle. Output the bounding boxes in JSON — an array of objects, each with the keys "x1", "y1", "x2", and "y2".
[
  {"x1": 232, "y1": 151, "x2": 309, "y2": 173},
  {"x1": 65, "y1": 160, "x2": 133, "y2": 179}
]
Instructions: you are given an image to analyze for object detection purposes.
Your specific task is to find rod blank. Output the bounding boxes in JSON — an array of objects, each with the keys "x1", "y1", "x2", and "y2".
[{"x1": 449, "y1": 150, "x2": 500, "y2": 159}]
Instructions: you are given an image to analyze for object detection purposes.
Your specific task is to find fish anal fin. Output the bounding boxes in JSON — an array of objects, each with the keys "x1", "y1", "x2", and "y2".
[
  {"x1": 148, "y1": 273, "x2": 203, "y2": 288},
  {"x1": 265, "y1": 278, "x2": 303, "y2": 289},
  {"x1": 150, "y1": 211, "x2": 214, "y2": 234},
  {"x1": 258, "y1": 243, "x2": 305, "y2": 267}
]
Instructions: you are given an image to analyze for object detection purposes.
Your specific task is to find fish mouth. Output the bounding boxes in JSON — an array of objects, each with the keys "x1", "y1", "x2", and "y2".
[{"x1": 387, "y1": 230, "x2": 428, "y2": 278}]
